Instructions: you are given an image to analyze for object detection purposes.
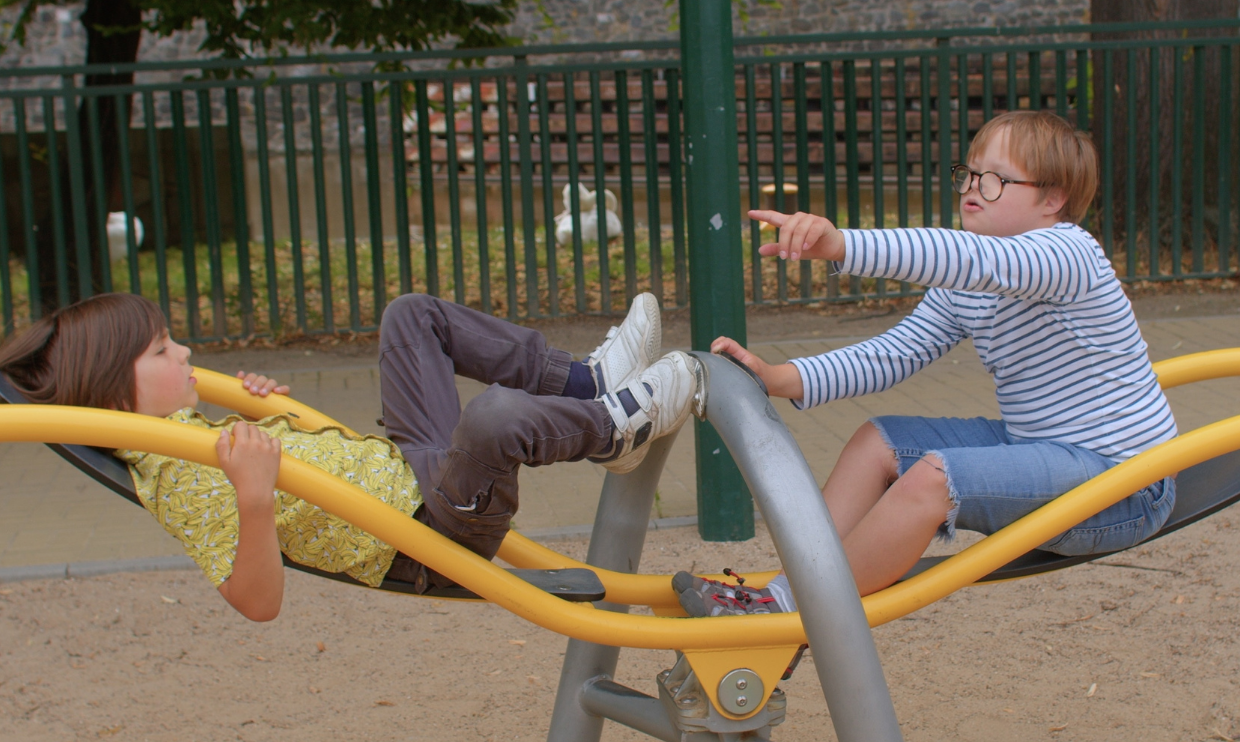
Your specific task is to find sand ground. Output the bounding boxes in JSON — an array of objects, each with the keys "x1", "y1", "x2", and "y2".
[{"x1": 2, "y1": 515, "x2": 1238, "y2": 742}]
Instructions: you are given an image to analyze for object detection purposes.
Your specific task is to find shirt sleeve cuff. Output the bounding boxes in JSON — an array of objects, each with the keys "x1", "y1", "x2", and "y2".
[
  {"x1": 786, "y1": 358, "x2": 814, "y2": 410},
  {"x1": 837, "y1": 229, "x2": 865, "y2": 276}
]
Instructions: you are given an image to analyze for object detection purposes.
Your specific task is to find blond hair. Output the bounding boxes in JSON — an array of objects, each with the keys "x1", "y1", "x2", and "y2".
[{"x1": 969, "y1": 111, "x2": 1098, "y2": 224}]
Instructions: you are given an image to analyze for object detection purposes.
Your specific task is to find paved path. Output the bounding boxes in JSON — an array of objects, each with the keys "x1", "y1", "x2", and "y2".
[{"x1": 2, "y1": 313, "x2": 1238, "y2": 578}]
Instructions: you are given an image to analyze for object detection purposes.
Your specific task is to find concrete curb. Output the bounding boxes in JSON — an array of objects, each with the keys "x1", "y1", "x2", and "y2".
[{"x1": 0, "y1": 555, "x2": 196, "y2": 584}]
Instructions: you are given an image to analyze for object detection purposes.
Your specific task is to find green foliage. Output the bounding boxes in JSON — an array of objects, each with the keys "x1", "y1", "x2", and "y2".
[
  {"x1": 0, "y1": 0, "x2": 42, "y2": 53},
  {"x1": 144, "y1": 0, "x2": 518, "y2": 59},
  {"x1": 1, "y1": 0, "x2": 518, "y2": 58},
  {"x1": 1064, "y1": 56, "x2": 1095, "y2": 110}
]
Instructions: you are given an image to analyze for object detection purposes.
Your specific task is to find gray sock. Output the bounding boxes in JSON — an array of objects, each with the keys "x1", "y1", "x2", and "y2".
[{"x1": 766, "y1": 573, "x2": 797, "y2": 612}]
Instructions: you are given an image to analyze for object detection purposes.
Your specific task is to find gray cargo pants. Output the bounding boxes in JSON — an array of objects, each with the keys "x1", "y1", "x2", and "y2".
[{"x1": 378, "y1": 294, "x2": 613, "y2": 591}]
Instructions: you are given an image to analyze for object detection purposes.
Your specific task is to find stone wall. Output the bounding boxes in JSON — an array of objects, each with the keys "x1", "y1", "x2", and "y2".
[
  {"x1": 1, "y1": 4, "x2": 208, "y2": 81},
  {"x1": 0, "y1": 0, "x2": 1092, "y2": 148},
  {"x1": 3, "y1": 0, "x2": 1092, "y2": 82},
  {"x1": 511, "y1": 0, "x2": 1089, "y2": 45}
]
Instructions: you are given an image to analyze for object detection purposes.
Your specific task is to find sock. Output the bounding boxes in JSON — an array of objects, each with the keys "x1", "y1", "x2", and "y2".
[
  {"x1": 617, "y1": 387, "x2": 640, "y2": 416},
  {"x1": 766, "y1": 574, "x2": 797, "y2": 612},
  {"x1": 562, "y1": 361, "x2": 597, "y2": 400}
]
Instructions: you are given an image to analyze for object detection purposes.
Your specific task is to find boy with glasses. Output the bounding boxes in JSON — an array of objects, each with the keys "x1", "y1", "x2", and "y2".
[{"x1": 677, "y1": 110, "x2": 1177, "y2": 616}]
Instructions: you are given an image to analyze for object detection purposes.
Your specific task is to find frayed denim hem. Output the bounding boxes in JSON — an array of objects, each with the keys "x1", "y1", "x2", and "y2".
[
  {"x1": 868, "y1": 419, "x2": 962, "y2": 542},
  {"x1": 923, "y1": 450, "x2": 962, "y2": 542}
]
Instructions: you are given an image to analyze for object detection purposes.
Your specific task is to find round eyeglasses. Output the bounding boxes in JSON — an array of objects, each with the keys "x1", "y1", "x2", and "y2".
[{"x1": 950, "y1": 165, "x2": 1042, "y2": 202}]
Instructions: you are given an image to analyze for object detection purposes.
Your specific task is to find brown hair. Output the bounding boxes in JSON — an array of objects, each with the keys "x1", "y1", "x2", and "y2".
[
  {"x1": 969, "y1": 110, "x2": 1099, "y2": 224},
  {"x1": 0, "y1": 293, "x2": 167, "y2": 410}
]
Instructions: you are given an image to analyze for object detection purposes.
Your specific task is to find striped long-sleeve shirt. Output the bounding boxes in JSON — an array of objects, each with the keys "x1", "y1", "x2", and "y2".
[{"x1": 788, "y1": 223, "x2": 1176, "y2": 461}]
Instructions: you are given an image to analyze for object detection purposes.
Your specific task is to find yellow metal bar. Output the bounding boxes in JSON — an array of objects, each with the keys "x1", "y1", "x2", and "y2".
[
  {"x1": 860, "y1": 413, "x2": 1240, "y2": 626},
  {"x1": 9, "y1": 348, "x2": 1234, "y2": 646},
  {"x1": 497, "y1": 531, "x2": 777, "y2": 608},
  {"x1": 16, "y1": 404, "x2": 1233, "y2": 637},
  {"x1": 1152, "y1": 347, "x2": 1240, "y2": 389},
  {"x1": 195, "y1": 367, "x2": 717, "y2": 608},
  {"x1": 501, "y1": 347, "x2": 1240, "y2": 610},
  {"x1": 192, "y1": 367, "x2": 356, "y2": 435},
  {"x1": 0, "y1": 405, "x2": 811, "y2": 648}
]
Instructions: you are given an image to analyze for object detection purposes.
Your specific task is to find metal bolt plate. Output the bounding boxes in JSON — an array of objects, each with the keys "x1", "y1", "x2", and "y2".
[{"x1": 717, "y1": 669, "x2": 764, "y2": 716}]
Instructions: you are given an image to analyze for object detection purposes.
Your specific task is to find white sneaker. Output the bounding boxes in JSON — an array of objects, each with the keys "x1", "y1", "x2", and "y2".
[
  {"x1": 592, "y1": 351, "x2": 705, "y2": 474},
  {"x1": 584, "y1": 292, "x2": 661, "y2": 398}
]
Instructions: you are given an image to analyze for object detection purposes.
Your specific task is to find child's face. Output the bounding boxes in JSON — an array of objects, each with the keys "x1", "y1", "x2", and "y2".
[
  {"x1": 959, "y1": 126, "x2": 1064, "y2": 237},
  {"x1": 133, "y1": 331, "x2": 198, "y2": 417}
]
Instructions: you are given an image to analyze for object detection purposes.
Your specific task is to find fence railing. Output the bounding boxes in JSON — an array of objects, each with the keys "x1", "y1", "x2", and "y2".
[{"x1": 1, "y1": 20, "x2": 1237, "y2": 341}]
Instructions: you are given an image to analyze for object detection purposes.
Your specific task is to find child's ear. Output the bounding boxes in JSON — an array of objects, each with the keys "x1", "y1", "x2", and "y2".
[{"x1": 1041, "y1": 187, "x2": 1068, "y2": 218}]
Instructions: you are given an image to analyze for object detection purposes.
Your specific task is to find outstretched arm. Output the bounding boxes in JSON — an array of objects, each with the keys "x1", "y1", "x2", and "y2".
[
  {"x1": 215, "y1": 421, "x2": 285, "y2": 622},
  {"x1": 751, "y1": 209, "x2": 1103, "y2": 303},
  {"x1": 713, "y1": 294, "x2": 967, "y2": 411}
]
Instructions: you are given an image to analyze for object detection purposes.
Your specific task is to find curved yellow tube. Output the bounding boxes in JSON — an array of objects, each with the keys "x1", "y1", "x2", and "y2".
[
  {"x1": 9, "y1": 348, "x2": 1227, "y2": 724},
  {"x1": 496, "y1": 532, "x2": 774, "y2": 607},
  {"x1": 189, "y1": 348, "x2": 1240, "y2": 626},
  {"x1": 195, "y1": 366, "x2": 710, "y2": 606},
  {"x1": 0, "y1": 405, "x2": 811, "y2": 648},
  {"x1": 1152, "y1": 347, "x2": 1240, "y2": 389},
  {"x1": 196, "y1": 347, "x2": 1237, "y2": 421},
  {"x1": 10, "y1": 403, "x2": 1237, "y2": 638},
  {"x1": 192, "y1": 367, "x2": 356, "y2": 435},
  {"x1": 861, "y1": 413, "x2": 1240, "y2": 625}
]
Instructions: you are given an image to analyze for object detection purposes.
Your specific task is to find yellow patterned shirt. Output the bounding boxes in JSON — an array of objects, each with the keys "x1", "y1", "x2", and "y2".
[{"x1": 115, "y1": 409, "x2": 422, "y2": 589}]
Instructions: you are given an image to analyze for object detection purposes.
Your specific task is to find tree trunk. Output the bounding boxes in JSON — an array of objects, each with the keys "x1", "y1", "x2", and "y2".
[
  {"x1": 36, "y1": 0, "x2": 142, "y2": 314},
  {"x1": 1090, "y1": 0, "x2": 1239, "y2": 268}
]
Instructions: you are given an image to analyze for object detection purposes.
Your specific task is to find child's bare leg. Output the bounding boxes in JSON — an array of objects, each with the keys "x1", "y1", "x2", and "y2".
[
  {"x1": 839, "y1": 454, "x2": 952, "y2": 596},
  {"x1": 819, "y1": 422, "x2": 901, "y2": 538}
]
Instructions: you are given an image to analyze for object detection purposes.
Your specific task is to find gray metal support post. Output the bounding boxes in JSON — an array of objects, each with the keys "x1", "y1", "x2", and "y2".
[
  {"x1": 545, "y1": 434, "x2": 677, "y2": 742},
  {"x1": 693, "y1": 352, "x2": 904, "y2": 742},
  {"x1": 579, "y1": 680, "x2": 678, "y2": 742},
  {"x1": 679, "y1": 0, "x2": 753, "y2": 542}
]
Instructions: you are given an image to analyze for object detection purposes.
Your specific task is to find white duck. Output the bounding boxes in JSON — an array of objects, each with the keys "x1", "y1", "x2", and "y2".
[
  {"x1": 554, "y1": 183, "x2": 622, "y2": 246},
  {"x1": 106, "y1": 212, "x2": 144, "y2": 261}
]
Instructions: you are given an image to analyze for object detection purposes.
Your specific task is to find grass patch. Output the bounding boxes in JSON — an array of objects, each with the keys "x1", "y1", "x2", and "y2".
[{"x1": 4, "y1": 217, "x2": 1229, "y2": 341}]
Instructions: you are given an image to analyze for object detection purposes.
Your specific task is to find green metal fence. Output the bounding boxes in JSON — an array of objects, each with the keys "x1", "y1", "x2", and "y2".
[{"x1": 1, "y1": 20, "x2": 1237, "y2": 342}]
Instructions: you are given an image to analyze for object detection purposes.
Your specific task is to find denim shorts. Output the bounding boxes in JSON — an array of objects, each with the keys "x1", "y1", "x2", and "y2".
[{"x1": 869, "y1": 415, "x2": 1176, "y2": 556}]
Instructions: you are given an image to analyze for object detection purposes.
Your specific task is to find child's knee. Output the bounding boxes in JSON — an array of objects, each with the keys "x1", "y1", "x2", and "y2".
[
  {"x1": 383, "y1": 292, "x2": 433, "y2": 320},
  {"x1": 379, "y1": 293, "x2": 437, "y2": 341},
  {"x1": 894, "y1": 455, "x2": 953, "y2": 511},
  {"x1": 452, "y1": 387, "x2": 511, "y2": 458},
  {"x1": 912, "y1": 453, "x2": 947, "y2": 484}
]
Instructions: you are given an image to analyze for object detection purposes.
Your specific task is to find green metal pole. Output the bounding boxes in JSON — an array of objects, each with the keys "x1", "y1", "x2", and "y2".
[{"x1": 679, "y1": 0, "x2": 752, "y2": 542}]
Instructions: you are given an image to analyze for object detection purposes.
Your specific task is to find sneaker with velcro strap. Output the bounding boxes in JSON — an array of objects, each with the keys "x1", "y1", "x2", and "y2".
[{"x1": 590, "y1": 350, "x2": 705, "y2": 475}]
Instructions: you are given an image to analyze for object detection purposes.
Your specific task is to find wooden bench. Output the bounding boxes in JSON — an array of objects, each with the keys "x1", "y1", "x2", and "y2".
[{"x1": 405, "y1": 54, "x2": 1082, "y2": 178}]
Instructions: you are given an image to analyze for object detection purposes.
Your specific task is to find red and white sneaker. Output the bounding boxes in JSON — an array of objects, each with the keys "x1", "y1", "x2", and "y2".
[{"x1": 672, "y1": 570, "x2": 786, "y2": 617}]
